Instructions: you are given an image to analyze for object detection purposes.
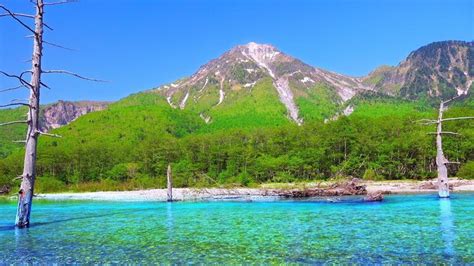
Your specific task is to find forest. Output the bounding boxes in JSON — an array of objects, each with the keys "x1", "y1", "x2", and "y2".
[{"x1": 1, "y1": 92, "x2": 472, "y2": 193}]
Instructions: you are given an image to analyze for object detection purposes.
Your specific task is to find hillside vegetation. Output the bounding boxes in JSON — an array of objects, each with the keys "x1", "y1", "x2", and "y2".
[
  {"x1": 1, "y1": 94, "x2": 472, "y2": 193},
  {"x1": 1, "y1": 40, "x2": 473, "y2": 193}
]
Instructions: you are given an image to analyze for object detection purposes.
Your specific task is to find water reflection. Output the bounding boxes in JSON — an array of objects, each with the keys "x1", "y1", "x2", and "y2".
[
  {"x1": 439, "y1": 198, "x2": 455, "y2": 257},
  {"x1": 166, "y1": 202, "x2": 174, "y2": 241}
]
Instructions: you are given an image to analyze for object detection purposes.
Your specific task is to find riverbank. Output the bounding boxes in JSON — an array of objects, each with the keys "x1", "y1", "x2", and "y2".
[{"x1": 29, "y1": 178, "x2": 474, "y2": 201}]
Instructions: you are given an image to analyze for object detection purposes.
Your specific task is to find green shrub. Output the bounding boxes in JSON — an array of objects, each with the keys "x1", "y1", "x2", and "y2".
[
  {"x1": 457, "y1": 161, "x2": 474, "y2": 179},
  {"x1": 107, "y1": 163, "x2": 139, "y2": 181},
  {"x1": 35, "y1": 176, "x2": 67, "y2": 193},
  {"x1": 130, "y1": 174, "x2": 162, "y2": 189},
  {"x1": 363, "y1": 168, "x2": 382, "y2": 181},
  {"x1": 272, "y1": 172, "x2": 296, "y2": 183}
]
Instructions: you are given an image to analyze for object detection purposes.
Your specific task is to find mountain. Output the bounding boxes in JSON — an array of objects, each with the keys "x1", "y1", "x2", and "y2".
[
  {"x1": 156, "y1": 42, "x2": 372, "y2": 126},
  {"x1": 363, "y1": 40, "x2": 473, "y2": 99},
  {"x1": 2, "y1": 40, "x2": 471, "y2": 158},
  {"x1": 0, "y1": 101, "x2": 109, "y2": 157},
  {"x1": 40, "y1": 100, "x2": 109, "y2": 131},
  {"x1": 0, "y1": 40, "x2": 473, "y2": 191}
]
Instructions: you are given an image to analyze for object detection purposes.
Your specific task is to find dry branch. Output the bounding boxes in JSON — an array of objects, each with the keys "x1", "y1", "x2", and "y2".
[
  {"x1": 0, "y1": 85, "x2": 24, "y2": 93},
  {"x1": 43, "y1": 40, "x2": 75, "y2": 51},
  {"x1": 43, "y1": 0, "x2": 78, "y2": 6},
  {"x1": 0, "y1": 5, "x2": 35, "y2": 34},
  {"x1": 441, "y1": 117, "x2": 474, "y2": 122},
  {"x1": 0, "y1": 120, "x2": 28, "y2": 126},
  {"x1": 0, "y1": 71, "x2": 33, "y2": 89},
  {"x1": 42, "y1": 70, "x2": 107, "y2": 82},
  {"x1": 35, "y1": 130, "x2": 62, "y2": 138},
  {"x1": 0, "y1": 103, "x2": 31, "y2": 108},
  {"x1": 427, "y1": 132, "x2": 461, "y2": 136}
]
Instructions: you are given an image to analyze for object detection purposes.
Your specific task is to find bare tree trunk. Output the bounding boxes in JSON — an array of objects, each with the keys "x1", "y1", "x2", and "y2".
[
  {"x1": 15, "y1": 0, "x2": 44, "y2": 228},
  {"x1": 436, "y1": 101, "x2": 449, "y2": 198},
  {"x1": 167, "y1": 164, "x2": 173, "y2": 202}
]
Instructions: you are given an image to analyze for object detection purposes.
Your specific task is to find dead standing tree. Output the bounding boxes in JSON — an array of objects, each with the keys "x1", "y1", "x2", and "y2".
[
  {"x1": 419, "y1": 95, "x2": 474, "y2": 198},
  {"x1": 0, "y1": 0, "x2": 103, "y2": 227}
]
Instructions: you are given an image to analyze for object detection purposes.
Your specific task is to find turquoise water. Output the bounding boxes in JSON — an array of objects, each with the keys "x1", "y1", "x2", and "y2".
[{"x1": 0, "y1": 194, "x2": 473, "y2": 264}]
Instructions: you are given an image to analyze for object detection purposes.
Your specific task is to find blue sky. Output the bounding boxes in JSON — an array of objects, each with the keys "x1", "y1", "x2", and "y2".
[{"x1": 0, "y1": 0, "x2": 472, "y2": 104}]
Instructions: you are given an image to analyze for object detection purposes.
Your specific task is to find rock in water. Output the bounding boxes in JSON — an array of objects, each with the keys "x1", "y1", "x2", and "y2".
[{"x1": 364, "y1": 191, "x2": 384, "y2": 202}]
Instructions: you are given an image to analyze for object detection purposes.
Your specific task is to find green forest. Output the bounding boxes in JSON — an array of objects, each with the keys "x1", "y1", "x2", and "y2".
[{"x1": 1, "y1": 88, "x2": 473, "y2": 193}]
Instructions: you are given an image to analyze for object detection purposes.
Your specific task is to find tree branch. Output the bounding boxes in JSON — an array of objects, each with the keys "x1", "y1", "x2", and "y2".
[
  {"x1": 43, "y1": 40, "x2": 75, "y2": 51},
  {"x1": 43, "y1": 0, "x2": 78, "y2": 6},
  {"x1": 0, "y1": 5, "x2": 36, "y2": 34},
  {"x1": 0, "y1": 120, "x2": 28, "y2": 126},
  {"x1": 3, "y1": 13, "x2": 53, "y2": 30},
  {"x1": 19, "y1": 70, "x2": 51, "y2": 90},
  {"x1": 427, "y1": 131, "x2": 462, "y2": 136},
  {"x1": 0, "y1": 13, "x2": 34, "y2": 18},
  {"x1": 26, "y1": 35, "x2": 76, "y2": 51},
  {"x1": 12, "y1": 175, "x2": 24, "y2": 181},
  {"x1": 35, "y1": 130, "x2": 62, "y2": 138},
  {"x1": 0, "y1": 103, "x2": 31, "y2": 108},
  {"x1": 441, "y1": 117, "x2": 474, "y2": 122},
  {"x1": 0, "y1": 85, "x2": 24, "y2": 93},
  {"x1": 0, "y1": 71, "x2": 33, "y2": 89},
  {"x1": 42, "y1": 70, "x2": 107, "y2": 82}
]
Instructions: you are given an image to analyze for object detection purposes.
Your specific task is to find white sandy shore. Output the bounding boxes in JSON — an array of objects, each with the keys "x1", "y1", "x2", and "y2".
[{"x1": 35, "y1": 179, "x2": 474, "y2": 202}]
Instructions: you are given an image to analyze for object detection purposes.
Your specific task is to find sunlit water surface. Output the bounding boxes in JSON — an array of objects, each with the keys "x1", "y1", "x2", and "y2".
[{"x1": 0, "y1": 193, "x2": 473, "y2": 264}]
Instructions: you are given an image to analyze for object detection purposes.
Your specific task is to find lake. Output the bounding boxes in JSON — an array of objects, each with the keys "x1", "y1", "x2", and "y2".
[{"x1": 0, "y1": 193, "x2": 473, "y2": 264}]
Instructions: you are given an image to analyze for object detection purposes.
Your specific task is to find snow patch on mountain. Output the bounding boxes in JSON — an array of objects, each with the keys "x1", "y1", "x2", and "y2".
[
  {"x1": 301, "y1": 77, "x2": 315, "y2": 83},
  {"x1": 240, "y1": 42, "x2": 302, "y2": 124},
  {"x1": 275, "y1": 77, "x2": 303, "y2": 125},
  {"x1": 343, "y1": 105, "x2": 354, "y2": 116},
  {"x1": 217, "y1": 89, "x2": 225, "y2": 105},
  {"x1": 179, "y1": 91, "x2": 189, "y2": 109},
  {"x1": 244, "y1": 81, "x2": 256, "y2": 88},
  {"x1": 167, "y1": 96, "x2": 176, "y2": 109},
  {"x1": 200, "y1": 113, "x2": 211, "y2": 124},
  {"x1": 199, "y1": 77, "x2": 209, "y2": 92},
  {"x1": 241, "y1": 42, "x2": 278, "y2": 79}
]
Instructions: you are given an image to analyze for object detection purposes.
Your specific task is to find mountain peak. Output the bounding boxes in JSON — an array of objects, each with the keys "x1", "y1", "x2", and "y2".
[{"x1": 239, "y1": 42, "x2": 278, "y2": 51}]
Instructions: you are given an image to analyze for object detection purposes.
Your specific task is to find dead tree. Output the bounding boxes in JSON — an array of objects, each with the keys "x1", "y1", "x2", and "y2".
[
  {"x1": 420, "y1": 95, "x2": 474, "y2": 198},
  {"x1": 167, "y1": 164, "x2": 173, "y2": 202},
  {"x1": 0, "y1": 0, "x2": 103, "y2": 228}
]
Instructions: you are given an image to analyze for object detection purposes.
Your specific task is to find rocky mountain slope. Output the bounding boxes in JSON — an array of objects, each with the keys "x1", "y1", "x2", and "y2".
[
  {"x1": 0, "y1": 101, "x2": 108, "y2": 157},
  {"x1": 363, "y1": 40, "x2": 473, "y2": 99},
  {"x1": 157, "y1": 42, "x2": 372, "y2": 125},
  {"x1": 157, "y1": 41, "x2": 472, "y2": 126},
  {"x1": 39, "y1": 100, "x2": 109, "y2": 131},
  {"x1": 1, "y1": 40, "x2": 471, "y2": 153}
]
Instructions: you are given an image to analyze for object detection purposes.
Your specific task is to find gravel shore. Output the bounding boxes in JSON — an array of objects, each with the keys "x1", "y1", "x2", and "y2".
[{"x1": 34, "y1": 179, "x2": 474, "y2": 202}]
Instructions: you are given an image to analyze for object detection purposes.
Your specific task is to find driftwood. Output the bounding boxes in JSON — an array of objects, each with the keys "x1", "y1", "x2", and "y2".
[
  {"x1": 0, "y1": 185, "x2": 11, "y2": 195},
  {"x1": 273, "y1": 178, "x2": 367, "y2": 198}
]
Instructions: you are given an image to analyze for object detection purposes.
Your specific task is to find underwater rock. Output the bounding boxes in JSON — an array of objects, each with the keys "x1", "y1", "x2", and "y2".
[{"x1": 364, "y1": 191, "x2": 384, "y2": 202}]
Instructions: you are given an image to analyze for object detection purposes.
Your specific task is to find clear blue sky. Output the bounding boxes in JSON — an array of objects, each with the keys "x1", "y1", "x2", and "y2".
[{"x1": 1, "y1": 0, "x2": 472, "y2": 104}]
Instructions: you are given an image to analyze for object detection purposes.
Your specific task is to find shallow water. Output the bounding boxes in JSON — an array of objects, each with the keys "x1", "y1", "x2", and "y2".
[{"x1": 0, "y1": 193, "x2": 473, "y2": 264}]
